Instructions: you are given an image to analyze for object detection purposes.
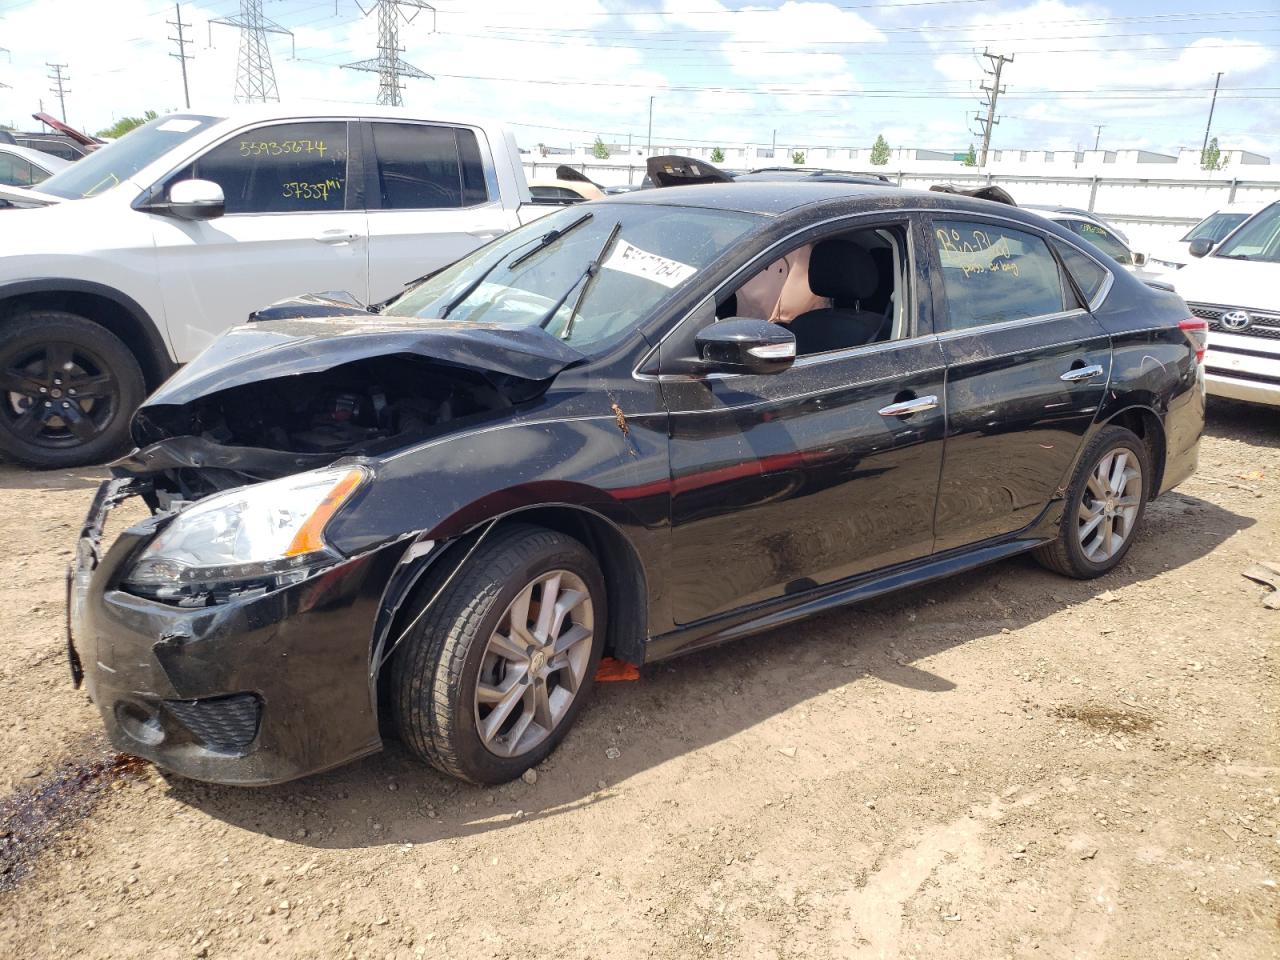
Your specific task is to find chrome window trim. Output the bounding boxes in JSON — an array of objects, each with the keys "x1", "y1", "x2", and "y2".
[{"x1": 933, "y1": 307, "x2": 1089, "y2": 342}]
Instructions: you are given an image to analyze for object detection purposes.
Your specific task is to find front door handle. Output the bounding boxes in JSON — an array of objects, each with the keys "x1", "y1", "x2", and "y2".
[
  {"x1": 314, "y1": 229, "x2": 360, "y2": 245},
  {"x1": 878, "y1": 395, "x2": 939, "y2": 417},
  {"x1": 1060, "y1": 363, "x2": 1104, "y2": 383}
]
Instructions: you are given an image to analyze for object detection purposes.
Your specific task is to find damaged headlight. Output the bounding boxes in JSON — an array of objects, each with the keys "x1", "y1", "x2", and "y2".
[{"x1": 124, "y1": 466, "x2": 367, "y2": 601}]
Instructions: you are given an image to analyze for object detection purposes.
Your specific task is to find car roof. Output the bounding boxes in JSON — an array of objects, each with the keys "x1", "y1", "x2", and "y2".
[
  {"x1": 183, "y1": 103, "x2": 509, "y2": 130},
  {"x1": 0, "y1": 142, "x2": 73, "y2": 172}
]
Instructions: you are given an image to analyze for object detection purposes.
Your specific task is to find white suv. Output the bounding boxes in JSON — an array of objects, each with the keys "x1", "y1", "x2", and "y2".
[
  {"x1": 1172, "y1": 200, "x2": 1280, "y2": 407},
  {"x1": 0, "y1": 106, "x2": 539, "y2": 467}
]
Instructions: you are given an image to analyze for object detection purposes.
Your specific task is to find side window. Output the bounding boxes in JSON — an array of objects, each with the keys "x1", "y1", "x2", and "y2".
[
  {"x1": 932, "y1": 219, "x2": 1067, "y2": 330},
  {"x1": 180, "y1": 122, "x2": 348, "y2": 214},
  {"x1": 370, "y1": 123, "x2": 490, "y2": 210},
  {"x1": 0, "y1": 154, "x2": 37, "y2": 185},
  {"x1": 715, "y1": 224, "x2": 910, "y2": 358},
  {"x1": 1051, "y1": 238, "x2": 1108, "y2": 305},
  {"x1": 1065, "y1": 220, "x2": 1132, "y2": 265}
]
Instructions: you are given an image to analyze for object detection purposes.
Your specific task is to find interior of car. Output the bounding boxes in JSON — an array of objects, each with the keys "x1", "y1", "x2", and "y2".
[{"x1": 716, "y1": 225, "x2": 908, "y2": 357}]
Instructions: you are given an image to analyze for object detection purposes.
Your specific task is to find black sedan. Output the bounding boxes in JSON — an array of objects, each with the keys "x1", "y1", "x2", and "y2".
[{"x1": 68, "y1": 183, "x2": 1207, "y2": 786}]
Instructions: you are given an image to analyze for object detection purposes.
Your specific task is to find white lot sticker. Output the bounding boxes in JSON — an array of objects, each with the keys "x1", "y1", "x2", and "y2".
[
  {"x1": 157, "y1": 118, "x2": 202, "y2": 133},
  {"x1": 603, "y1": 239, "x2": 697, "y2": 288}
]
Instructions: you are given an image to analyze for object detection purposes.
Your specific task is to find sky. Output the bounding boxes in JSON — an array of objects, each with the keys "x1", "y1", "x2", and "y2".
[{"x1": 0, "y1": 0, "x2": 1277, "y2": 159}]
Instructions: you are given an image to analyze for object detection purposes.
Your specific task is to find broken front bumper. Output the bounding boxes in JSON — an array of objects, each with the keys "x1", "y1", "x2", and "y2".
[{"x1": 67, "y1": 479, "x2": 403, "y2": 786}]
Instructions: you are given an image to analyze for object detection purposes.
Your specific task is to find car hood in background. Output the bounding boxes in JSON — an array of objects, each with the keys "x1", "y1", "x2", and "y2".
[
  {"x1": 140, "y1": 312, "x2": 587, "y2": 409},
  {"x1": 0, "y1": 182, "x2": 64, "y2": 206},
  {"x1": 1169, "y1": 255, "x2": 1280, "y2": 309}
]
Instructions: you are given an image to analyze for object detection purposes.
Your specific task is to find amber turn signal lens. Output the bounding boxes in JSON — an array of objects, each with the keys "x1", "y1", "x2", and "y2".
[{"x1": 285, "y1": 468, "x2": 366, "y2": 557}]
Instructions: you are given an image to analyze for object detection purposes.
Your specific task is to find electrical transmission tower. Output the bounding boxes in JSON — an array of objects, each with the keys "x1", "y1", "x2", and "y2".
[
  {"x1": 46, "y1": 63, "x2": 70, "y2": 122},
  {"x1": 343, "y1": 1, "x2": 436, "y2": 106},
  {"x1": 210, "y1": 0, "x2": 295, "y2": 103},
  {"x1": 972, "y1": 49, "x2": 1013, "y2": 168},
  {"x1": 168, "y1": 3, "x2": 194, "y2": 109}
]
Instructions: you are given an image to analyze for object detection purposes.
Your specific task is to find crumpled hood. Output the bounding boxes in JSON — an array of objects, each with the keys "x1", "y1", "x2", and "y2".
[{"x1": 140, "y1": 312, "x2": 587, "y2": 409}]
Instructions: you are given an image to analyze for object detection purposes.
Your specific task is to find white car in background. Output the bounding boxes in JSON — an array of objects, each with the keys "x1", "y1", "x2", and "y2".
[
  {"x1": 1172, "y1": 200, "x2": 1280, "y2": 407},
  {"x1": 0, "y1": 142, "x2": 71, "y2": 188},
  {"x1": 1147, "y1": 201, "x2": 1268, "y2": 276}
]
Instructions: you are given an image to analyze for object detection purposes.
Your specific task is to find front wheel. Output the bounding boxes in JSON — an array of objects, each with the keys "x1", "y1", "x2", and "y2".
[
  {"x1": 391, "y1": 524, "x2": 607, "y2": 784},
  {"x1": 1033, "y1": 425, "x2": 1151, "y2": 579}
]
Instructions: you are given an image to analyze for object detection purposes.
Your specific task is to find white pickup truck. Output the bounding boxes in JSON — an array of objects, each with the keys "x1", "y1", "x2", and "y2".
[{"x1": 0, "y1": 106, "x2": 549, "y2": 467}]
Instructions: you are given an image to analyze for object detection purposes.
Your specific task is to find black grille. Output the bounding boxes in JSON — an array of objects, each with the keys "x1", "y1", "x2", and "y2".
[
  {"x1": 164, "y1": 693, "x2": 262, "y2": 753},
  {"x1": 1189, "y1": 303, "x2": 1280, "y2": 342}
]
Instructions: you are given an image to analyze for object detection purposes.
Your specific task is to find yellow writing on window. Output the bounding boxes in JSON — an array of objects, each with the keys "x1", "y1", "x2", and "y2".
[
  {"x1": 239, "y1": 139, "x2": 330, "y2": 158},
  {"x1": 282, "y1": 179, "x2": 344, "y2": 201},
  {"x1": 936, "y1": 227, "x2": 1021, "y2": 279}
]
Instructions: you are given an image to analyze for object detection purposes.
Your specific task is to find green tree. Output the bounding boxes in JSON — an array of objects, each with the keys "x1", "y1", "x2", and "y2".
[
  {"x1": 96, "y1": 110, "x2": 158, "y2": 139},
  {"x1": 963, "y1": 143, "x2": 977, "y2": 166},
  {"x1": 791, "y1": 150, "x2": 806, "y2": 165},
  {"x1": 1200, "y1": 136, "x2": 1227, "y2": 171},
  {"x1": 870, "y1": 133, "x2": 891, "y2": 166},
  {"x1": 710, "y1": 146, "x2": 725, "y2": 163},
  {"x1": 592, "y1": 136, "x2": 610, "y2": 160}
]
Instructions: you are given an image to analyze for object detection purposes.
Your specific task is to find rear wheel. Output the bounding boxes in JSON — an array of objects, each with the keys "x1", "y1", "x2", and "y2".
[
  {"x1": 1033, "y1": 425, "x2": 1151, "y2": 579},
  {"x1": 0, "y1": 312, "x2": 144, "y2": 468},
  {"x1": 391, "y1": 524, "x2": 607, "y2": 784}
]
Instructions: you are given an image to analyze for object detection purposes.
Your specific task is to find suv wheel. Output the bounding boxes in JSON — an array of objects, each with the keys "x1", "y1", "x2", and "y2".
[
  {"x1": 1033, "y1": 425, "x2": 1151, "y2": 579},
  {"x1": 0, "y1": 311, "x2": 145, "y2": 468},
  {"x1": 391, "y1": 524, "x2": 607, "y2": 784}
]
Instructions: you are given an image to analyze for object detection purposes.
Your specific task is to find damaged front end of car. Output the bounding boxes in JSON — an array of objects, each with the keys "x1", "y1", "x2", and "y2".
[{"x1": 67, "y1": 306, "x2": 585, "y2": 784}]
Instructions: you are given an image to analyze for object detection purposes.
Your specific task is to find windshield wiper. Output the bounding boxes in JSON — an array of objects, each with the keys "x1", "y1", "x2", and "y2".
[
  {"x1": 1217, "y1": 253, "x2": 1253, "y2": 261},
  {"x1": 507, "y1": 212, "x2": 593, "y2": 270},
  {"x1": 536, "y1": 221, "x2": 623, "y2": 337}
]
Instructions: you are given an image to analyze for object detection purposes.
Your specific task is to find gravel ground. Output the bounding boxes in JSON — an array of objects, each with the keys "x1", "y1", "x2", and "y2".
[{"x1": 0, "y1": 400, "x2": 1277, "y2": 960}]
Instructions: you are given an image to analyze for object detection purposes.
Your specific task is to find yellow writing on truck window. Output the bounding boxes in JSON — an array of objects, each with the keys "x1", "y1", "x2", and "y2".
[
  {"x1": 239, "y1": 139, "x2": 329, "y2": 158},
  {"x1": 282, "y1": 179, "x2": 344, "y2": 201}
]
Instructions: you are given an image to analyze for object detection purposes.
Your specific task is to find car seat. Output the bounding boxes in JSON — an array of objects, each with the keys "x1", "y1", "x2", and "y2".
[{"x1": 788, "y1": 238, "x2": 887, "y2": 355}]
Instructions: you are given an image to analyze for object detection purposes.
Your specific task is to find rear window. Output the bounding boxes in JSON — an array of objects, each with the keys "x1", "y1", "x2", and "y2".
[{"x1": 933, "y1": 219, "x2": 1067, "y2": 330}]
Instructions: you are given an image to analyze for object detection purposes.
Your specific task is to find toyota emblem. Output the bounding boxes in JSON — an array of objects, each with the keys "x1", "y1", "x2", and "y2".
[{"x1": 1221, "y1": 310, "x2": 1252, "y2": 331}]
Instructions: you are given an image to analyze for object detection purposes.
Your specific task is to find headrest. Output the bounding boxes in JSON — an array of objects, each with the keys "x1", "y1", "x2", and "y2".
[{"x1": 807, "y1": 238, "x2": 879, "y2": 302}]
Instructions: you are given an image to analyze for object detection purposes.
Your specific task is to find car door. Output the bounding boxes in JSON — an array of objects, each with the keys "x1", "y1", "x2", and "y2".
[
  {"x1": 926, "y1": 214, "x2": 1113, "y2": 551},
  {"x1": 657, "y1": 216, "x2": 947, "y2": 625},
  {"x1": 362, "y1": 120, "x2": 517, "y2": 305},
  {"x1": 147, "y1": 119, "x2": 369, "y2": 360}
]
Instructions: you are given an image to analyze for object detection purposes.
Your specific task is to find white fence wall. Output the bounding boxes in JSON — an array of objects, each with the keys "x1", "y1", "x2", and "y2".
[{"x1": 522, "y1": 160, "x2": 1280, "y2": 253}]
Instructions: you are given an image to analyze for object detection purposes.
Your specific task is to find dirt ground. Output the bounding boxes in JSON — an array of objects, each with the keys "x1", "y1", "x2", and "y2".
[{"x1": 0, "y1": 401, "x2": 1276, "y2": 960}]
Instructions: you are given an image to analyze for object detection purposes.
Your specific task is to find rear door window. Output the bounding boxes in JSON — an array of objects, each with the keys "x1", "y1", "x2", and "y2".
[
  {"x1": 370, "y1": 123, "x2": 490, "y2": 210},
  {"x1": 932, "y1": 219, "x2": 1068, "y2": 330},
  {"x1": 0, "y1": 153, "x2": 38, "y2": 185},
  {"x1": 180, "y1": 121, "x2": 350, "y2": 214}
]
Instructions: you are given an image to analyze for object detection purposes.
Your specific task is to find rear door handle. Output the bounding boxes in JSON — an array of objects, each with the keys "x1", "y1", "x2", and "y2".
[
  {"x1": 1060, "y1": 363, "x2": 1104, "y2": 383},
  {"x1": 314, "y1": 229, "x2": 360, "y2": 245},
  {"x1": 878, "y1": 395, "x2": 939, "y2": 417}
]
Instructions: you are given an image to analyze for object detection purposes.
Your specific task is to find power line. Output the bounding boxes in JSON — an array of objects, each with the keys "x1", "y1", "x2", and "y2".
[
  {"x1": 210, "y1": 0, "x2": 295, "y2": 103},
  {"x1": 343, "y1": 1, "x2": 436, "y2": 107},
  {"x1": 168, "y1": 2, "x2": 193, "y2": 110},
  {"x1": 46, "y1": 62, "x2": 70, "y2": 122}
]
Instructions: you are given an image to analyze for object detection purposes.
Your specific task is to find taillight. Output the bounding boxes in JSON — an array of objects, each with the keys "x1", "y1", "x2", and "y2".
[{"x1": 1179, "y1": 317, "x2": 1207, "y2": 363}]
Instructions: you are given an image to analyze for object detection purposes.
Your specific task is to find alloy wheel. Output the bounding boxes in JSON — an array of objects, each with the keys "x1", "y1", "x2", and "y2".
[
  {"x1": 1076, "y1": 447, "x2": 1143, "y2": 563},
  {"x1": 0, "y1": 341, "x2": 118, "y2": 449},
  {"x1": 473, "y1": 569, "x2": 595, "y2": 759}
]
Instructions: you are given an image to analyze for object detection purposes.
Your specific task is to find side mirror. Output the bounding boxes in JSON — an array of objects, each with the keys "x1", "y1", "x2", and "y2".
[
  {"x1": 695, "y1": 317, "x2": 796, "y2": 375},
  {"x1": 1131, "y1": 251, "x2": 1147, "y2": 267},
  {"x1": 167, "y1": 179, "x2": 225, "y2": 221},
  {"x1": 1188, "y1": 237, "x2": 1215, "y2": 259}
]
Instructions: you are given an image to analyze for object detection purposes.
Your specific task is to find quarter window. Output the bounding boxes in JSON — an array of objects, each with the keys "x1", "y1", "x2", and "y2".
[
  {"x1": 932, "y1": 219, "x2": 1067, "y2": 330},
  {"x1": 179, "y1": 121, "x2": 349, "y2": 214},
  {"x1": 1051, "y1": 239, "x2": 1108, "y2": 304},
  {"x1": 370, "y1": 123, "x2": 490, "y2": 209}
]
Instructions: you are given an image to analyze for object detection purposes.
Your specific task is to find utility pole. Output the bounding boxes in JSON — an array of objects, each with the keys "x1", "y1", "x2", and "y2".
[
  {"x1": 168, "y1": 3, "x2": 193, "y2": 109},
  {"x1": 0, "y1": 48, "x2": 9, "y2": 90},
  {"x1": 1094, "y1": 124, "x2": 1104, "y2": 151},
  {"x1": 974, "y1": 49, "x2": 1013, "y2": 168},
  {"x1": 343, "y1": 1, "x2": 435, "y2": 106},
  {"x1": 46, "y1": 63, "x2": 70, "y2": 122},
  {"x1": 646, "y1": 96, "x2": 654, "y2": 156},
  {"x1": 1201, "y1": 71, "x2": 1224, "y2": 158},
  {"x1": 211, "y1": 0, "x2": 294, "y2": 103}
]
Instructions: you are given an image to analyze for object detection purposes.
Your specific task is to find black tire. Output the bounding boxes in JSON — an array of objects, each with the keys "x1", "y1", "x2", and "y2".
[
  {"x1": 1033, "y1": 425, "x2": 1152, "y2": 579},
  {"x1": 391, "y1": 524, "x2": 608, "y2": 784},
  {"x1": 0, "y1": 311, "x2": 145, "y2": 468}
]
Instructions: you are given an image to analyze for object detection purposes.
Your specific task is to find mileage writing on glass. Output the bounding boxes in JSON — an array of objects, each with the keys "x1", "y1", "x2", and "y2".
[
  {"x1": 282, "y1": 178, "x2": 344, "y2": 201},
  {"x1": 239, "y1": 139, "x2": 329, "y2": 158}
]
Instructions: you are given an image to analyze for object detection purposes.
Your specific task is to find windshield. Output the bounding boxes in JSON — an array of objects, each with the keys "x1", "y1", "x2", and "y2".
[
  {"x1": 39, "y1": 113, "x2": 222, "y2": 199},
  {"x1": 384, "y1": 203, "x2": 763, "y2": 351},
  {"x1": 1214, "y1": 202, "x2": 1280, "y2": 263},
  {"x1": 1181, "y1": 212, "x2": 1249, "y2": 243}
]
